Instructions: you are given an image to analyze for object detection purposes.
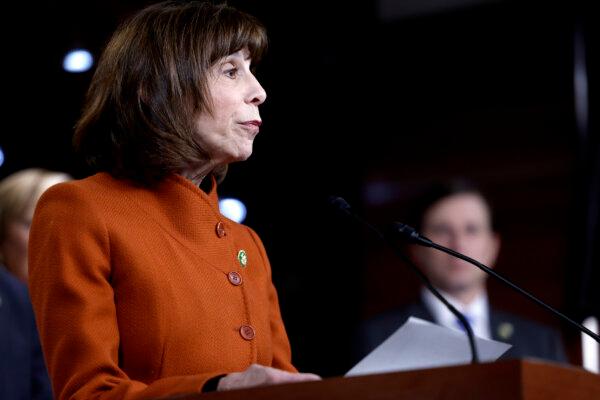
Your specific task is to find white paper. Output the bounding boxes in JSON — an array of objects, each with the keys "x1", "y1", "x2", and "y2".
[{"x1": 346, "y1": 316, "x2": 512, "y2": 377}]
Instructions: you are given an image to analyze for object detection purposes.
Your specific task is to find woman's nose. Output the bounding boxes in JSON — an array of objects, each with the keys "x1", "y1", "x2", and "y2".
[{"x1": 247, "y1": 74, "x2": 267, "y2": 106}]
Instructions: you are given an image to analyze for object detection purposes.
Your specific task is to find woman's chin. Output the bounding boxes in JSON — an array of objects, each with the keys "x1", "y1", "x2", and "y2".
[
  {"x1": 212, "y1": 148, "x2": 253, "y2": 165},
  {"x1": 230, "y1": 146, "x2": 254, "y2": 162}
]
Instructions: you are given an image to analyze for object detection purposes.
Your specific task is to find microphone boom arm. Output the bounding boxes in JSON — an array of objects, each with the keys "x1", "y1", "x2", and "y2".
[
  {"x1": 392, "y1": 222, "x2": 600, "y2": 343},
  {"x1": 329, "y1": 197, "x2": 480, "y2": 363}
]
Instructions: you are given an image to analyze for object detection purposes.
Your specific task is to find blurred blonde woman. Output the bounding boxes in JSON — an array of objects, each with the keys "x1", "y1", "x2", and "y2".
[
  {"x1": 0, "y1": 168, "x2": 68, "y2": 399},
  {"x1": 0, "y1": 168, "x2": 71, "y2": 282}
]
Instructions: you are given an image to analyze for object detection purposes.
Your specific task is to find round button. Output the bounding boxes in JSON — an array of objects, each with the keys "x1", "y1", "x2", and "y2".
[
  {"x1": 228, "y1": 271, "x2": 242, "y2": 286},
  {"x1": 239, "y1": 325, "x2": 255, "y2": 340},
  {"x1": 215, "y1": 221, "x2": 227, "y2": 238}
]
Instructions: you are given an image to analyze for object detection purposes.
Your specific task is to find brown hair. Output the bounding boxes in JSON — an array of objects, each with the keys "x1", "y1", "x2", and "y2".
[
  {"x1": 74, "y1": 1, "x2": 267, "y2": 184},
  {"x1": 407, "y1": 178, "x2": 496, "y2": 232}
]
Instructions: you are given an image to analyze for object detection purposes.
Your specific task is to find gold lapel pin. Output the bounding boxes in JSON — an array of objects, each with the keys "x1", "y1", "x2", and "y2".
[{"x1": 497, "y1": 322, "x2": 514, "y2": 340}]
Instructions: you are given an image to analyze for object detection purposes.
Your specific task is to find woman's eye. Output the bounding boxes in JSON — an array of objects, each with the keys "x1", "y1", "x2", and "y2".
[{"x1": 224, "y1": 67, "x2": 238, "y2": 79}]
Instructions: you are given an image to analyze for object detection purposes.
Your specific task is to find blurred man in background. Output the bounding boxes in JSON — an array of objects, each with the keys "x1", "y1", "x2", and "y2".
[{"x1": 356, "y1": 178, "x2": 567, "y2": 363}]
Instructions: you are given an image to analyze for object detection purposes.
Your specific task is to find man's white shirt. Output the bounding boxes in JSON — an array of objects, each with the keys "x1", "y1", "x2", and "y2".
[{"x1": 421, "y1": 287, "x2": 491, "y2": 339}]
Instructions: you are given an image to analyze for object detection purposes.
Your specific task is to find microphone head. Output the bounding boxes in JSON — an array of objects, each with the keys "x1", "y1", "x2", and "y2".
[
  {"x1": 389, "y1": 222, "x2": 433, "y2": 246},
  {"x1": 390, "y1": 222, "x2": 420, "y2": 243},
  {"x1": 393, "y1": 222, "x2": 418, "y2": 238},
  {"x1": 327, "y1": 196, "x2": 352, "y2": 213}
]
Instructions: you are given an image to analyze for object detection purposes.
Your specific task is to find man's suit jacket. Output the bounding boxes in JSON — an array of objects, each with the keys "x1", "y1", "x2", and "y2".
[
  {"x1": 356, "y1": 300, "x2": 568, "y2": 363},
  {"x1": 0, "y1": 267, "x2": 52, "y2": 400}
]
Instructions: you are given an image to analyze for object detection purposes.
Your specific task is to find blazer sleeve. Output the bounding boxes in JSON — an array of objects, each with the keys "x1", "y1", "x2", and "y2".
[
  {"x1": 28, "y1": 184, "x2": 227, "y2": 400},
  {"x1": 246, "y1": 227, "x2": 297, "y2": 373}
]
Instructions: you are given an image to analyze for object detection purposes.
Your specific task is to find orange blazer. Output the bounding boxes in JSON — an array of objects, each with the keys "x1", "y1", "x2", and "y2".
[{"x1": 28, "y1": 173, "x2": 296, "y2": 400}]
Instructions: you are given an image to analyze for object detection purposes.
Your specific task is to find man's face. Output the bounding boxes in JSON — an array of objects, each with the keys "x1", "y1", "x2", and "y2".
[{"x1": 413, "y1": 193, "x2": 500, "y2": 294}]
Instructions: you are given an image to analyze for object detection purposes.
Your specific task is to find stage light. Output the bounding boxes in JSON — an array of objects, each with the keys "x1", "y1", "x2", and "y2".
[
  {"x1": 219, "y1": 198, "x2": 247, "y2": 223},
  {"x1": 63, "y1": 49, "x2": 94, "y2": 73},
  {"x1": 0, "y1": 146, "x2": 4, "y2": 167}
]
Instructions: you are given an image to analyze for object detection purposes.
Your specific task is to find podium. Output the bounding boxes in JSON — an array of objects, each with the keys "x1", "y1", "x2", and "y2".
[{"x1": 178, "y1": 359, "x2": 600, "y2": 399}]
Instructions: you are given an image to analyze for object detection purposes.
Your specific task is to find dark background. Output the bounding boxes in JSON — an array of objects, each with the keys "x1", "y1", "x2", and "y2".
[{"x1": 2, "y1": 0, "x2": 598, "y2": 377}]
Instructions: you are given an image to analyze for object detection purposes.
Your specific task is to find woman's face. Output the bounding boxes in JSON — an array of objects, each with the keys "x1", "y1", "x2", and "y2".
[{"x1": 194, "y1": 48, "x2": 267, "y2": 165}]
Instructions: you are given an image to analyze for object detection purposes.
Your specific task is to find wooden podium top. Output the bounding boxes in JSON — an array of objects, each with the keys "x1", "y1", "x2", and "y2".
[{"x1": 172, "y1": 359, "x2": 600, "y2": 400}]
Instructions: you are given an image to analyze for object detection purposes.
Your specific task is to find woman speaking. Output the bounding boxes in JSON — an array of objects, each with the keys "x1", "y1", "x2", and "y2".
[{"x1": 28, "y1": 2, "x2": 319, "y2": 399}]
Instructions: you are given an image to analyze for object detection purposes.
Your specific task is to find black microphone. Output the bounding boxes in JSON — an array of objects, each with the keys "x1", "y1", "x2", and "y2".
[
  {"x1": 389, "y1": 222, "x2": 600, "y2": 343},
  {"x1": 328, "y1": 196, "x2": 481, "y2": 363}
]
